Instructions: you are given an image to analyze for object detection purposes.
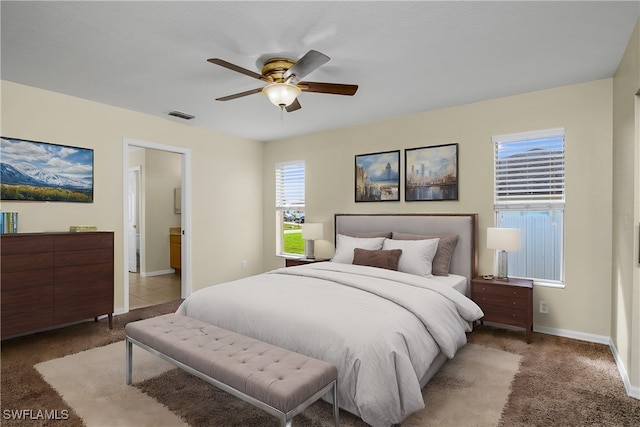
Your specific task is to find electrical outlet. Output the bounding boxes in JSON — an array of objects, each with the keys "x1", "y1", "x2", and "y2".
[
  {"x1": 242, "y1": 260, "x2": 247, "y2": 270},
  {"x1": 539, "y1": 300, "x2": 549, "y2": 314}
]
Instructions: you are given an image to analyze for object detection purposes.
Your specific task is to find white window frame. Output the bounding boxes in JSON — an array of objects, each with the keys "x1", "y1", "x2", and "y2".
[
  {"x1": 492, "y1": 128, "x2": 566, "y2": 287},
  {"x1": 275, "y1": 160, "x2": 305, "y2": 256}
]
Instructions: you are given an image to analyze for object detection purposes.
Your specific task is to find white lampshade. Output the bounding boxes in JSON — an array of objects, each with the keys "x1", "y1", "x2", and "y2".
[
  {"x1": 487, "y1": 227, "x2": 521, "y2": 251},
  {"x1": 302, "y1": 223, "x2": 323, "y2": 241},
  {"x1": 262, "y1": 83, "x2": 301, "y2": 107}
]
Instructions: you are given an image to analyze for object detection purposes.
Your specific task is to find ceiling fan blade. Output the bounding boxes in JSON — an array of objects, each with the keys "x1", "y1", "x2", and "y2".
[
  {"x1": 215, "y1": 87, "x2": 263, "y2": 101},
  {"x1": 285, "y1": 98, "x2": 302, "y2": 113},
  {"x1": 283, "y1": 50, "x2": 330, "y2": 82},
  {"x1": 208, "y1": 58, "x2": 270, "y2": 82},
  {"x1": 298, "y1": 81, "x2": 358, "y2": 96}
]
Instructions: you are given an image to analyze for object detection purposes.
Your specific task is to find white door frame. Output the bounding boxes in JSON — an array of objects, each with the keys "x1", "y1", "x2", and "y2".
[
  {"x1": 122, "y1": 138, "x2": 192, "y2": 313},
  {"x1": 127, "y1": 165, "x2": 141, "y2": 273}
]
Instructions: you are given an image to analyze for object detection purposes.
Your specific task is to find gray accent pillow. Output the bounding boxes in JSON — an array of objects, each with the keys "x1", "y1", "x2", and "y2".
[
  {"x1": 391, "y1": 232, "x2": 459, "y2": 276},
  {"x1": 352, "y1": 248, "x2": 403, "y2": 271}
]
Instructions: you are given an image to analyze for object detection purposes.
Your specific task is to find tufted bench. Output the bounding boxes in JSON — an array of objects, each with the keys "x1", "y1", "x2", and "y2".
[{"x1": 125, "y1": 313, "x2": 339, "y2": 427}]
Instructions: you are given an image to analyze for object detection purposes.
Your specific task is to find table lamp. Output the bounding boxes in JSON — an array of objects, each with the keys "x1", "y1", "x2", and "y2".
[
  {"x1": 302, "y1": 223, "x2": 323, "y2": 259},
  {"x1": 487, "y1": 227, "x2": 521, "y2": 280}
]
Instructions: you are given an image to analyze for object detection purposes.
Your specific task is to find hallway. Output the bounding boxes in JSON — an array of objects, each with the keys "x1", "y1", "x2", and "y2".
[{"x1": 129, "y1": 272, "x2": 181, "y2": 309}]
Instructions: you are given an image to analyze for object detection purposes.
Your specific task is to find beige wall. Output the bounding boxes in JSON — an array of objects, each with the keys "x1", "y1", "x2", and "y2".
[
  {"x1": 1, "y1": 80, "x2": 265, "y2": 312},
  {"x1": 612, "y1": 19, "x2": 640, "y2": 395},
  {"x1": 263, "y1": 79, "x2": 614, "y2": 338}
]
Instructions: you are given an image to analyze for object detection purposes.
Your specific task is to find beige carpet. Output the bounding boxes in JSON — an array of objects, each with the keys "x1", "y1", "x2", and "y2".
[
  {"x1": 35, "y1": 342, "x2": 188, "y2": 427},
  {"x1": 35, "y1": 341, "x2": 520, "y2": 427}
]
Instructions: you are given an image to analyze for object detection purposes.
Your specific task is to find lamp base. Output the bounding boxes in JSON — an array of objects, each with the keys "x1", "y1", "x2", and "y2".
[
  {"x1": 304, "y1": 240, "x2": 315, "y2": 260},
  {"x1": 496, "y1": 250, "x2": 509, "y2": 281}
]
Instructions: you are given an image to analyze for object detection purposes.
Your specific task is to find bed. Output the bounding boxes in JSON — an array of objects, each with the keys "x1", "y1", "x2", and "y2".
[{"x1": 177, "y1": 213, "x2": 483, "y2": 426}]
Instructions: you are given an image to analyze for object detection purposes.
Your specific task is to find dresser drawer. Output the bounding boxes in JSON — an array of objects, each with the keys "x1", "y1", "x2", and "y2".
[
  {"x1": 55, "y1": 248, "x2": 114, "y2": 267},
  {"x1": 1, "y1": 287, "x2": 54, "y2": 336},
  {"x1": 54, "y1": 282, "x2": 113, "y2": 324},
  {"x1": 54, "y1": 263, "x2": 113, "y2": 286},
  {"x1": 1, "y1": 269, "x2": 54, "y2": 290},
  {"x1": 1, "y1": 234, "x2": 54, "y2": 255},
  {"x1": 55, "y1": 233, "x2": 113, "y2": 251},
  {"x1": 1, "y1": 252, "x2": 54, "y2": 274}
]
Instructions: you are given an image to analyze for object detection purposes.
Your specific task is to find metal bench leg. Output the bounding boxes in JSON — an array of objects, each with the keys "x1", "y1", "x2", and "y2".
[
  {"x1": 333, "y1": 380, "x2": 339, "y2": 426},
  {"x1": 125, "y1": 337, "x2": 133, "y2": 385}
]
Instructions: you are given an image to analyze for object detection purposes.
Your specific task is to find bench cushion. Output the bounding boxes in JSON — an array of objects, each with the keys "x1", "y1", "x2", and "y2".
[{"x1": 125, "y1": 313, "x2": 337, "y2": 413}]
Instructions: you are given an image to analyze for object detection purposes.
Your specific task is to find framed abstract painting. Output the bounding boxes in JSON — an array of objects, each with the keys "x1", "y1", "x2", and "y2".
[
  {"x1": 355, "y1": 150, "x2": 400, "y2": 202},
  {"x1": 405, "y1": 143, "x2": 458, "y2": 201}
]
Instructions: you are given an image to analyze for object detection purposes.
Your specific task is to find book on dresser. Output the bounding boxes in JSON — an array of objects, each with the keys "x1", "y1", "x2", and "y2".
[{"x1": 0, "y1": 231, "x2": 114, "y2": 339}]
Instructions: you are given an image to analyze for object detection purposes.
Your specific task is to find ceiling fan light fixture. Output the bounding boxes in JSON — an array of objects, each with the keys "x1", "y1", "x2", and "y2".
[{"x1": 262, "y1": 83, "x2": 301, "y2": 108}]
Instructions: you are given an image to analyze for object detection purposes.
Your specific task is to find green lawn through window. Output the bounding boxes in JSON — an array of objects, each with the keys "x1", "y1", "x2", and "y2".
[{"x1": 284, "y1": 223, "x2": 304, "y2": 254}]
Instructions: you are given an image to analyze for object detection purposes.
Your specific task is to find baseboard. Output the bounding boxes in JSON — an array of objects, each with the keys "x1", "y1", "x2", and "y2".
[
  {"x1": 533, "y1": 325, "x2": 610, "y2": 344},
  {"x1": 140, "y1": 269, "x2": 175, "y2": 278},
  {"x1": 533, "y1": 325, "x2": 639, "y2": 400},
  {"x1": 609, "y1": 339, "x2": 640, "y2": 400}
]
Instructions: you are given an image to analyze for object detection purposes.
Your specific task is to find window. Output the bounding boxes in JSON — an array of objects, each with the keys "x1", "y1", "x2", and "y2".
[
  {"x1": 493, "y1": 128, "x2": 565, "y2": 285},
  {"x1": 275, "y1": 160, "x2": 305, "y2": 256}
]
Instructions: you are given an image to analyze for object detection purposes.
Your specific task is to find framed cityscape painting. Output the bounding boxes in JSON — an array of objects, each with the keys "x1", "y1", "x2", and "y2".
[
  {"x1": 405, "y1": 143, "x2": 458, "y2": 201},
  {"x1": 1, "y1": 136, "x2": 94, "y2": 202},
  {"x1": 355, "y1": 150, "x2": 400, "y2": 202}
]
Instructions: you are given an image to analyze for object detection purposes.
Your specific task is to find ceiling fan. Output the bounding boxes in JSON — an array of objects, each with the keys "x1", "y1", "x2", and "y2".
[{"x1": 208, "y1": 50, "x2": 358, "y2": 112}]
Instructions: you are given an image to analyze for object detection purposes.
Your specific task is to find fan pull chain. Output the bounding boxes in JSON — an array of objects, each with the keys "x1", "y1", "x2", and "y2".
[{"x1": 280, "y1": 106, "x2": 284, "y2": 121}]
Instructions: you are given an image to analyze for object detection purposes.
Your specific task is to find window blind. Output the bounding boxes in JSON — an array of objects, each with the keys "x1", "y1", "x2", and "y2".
[
  {"x1": 275, "y1": 160, "x2": 305, "y2": 210},
  {"x1": 493, "y1": 128, "x2": 565, "y2": 209}
]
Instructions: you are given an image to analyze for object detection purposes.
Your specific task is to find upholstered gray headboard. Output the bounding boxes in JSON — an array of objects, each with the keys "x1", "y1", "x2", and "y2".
[{"x1": 334, "y1": 213, "x2": 478, "y2": 287}]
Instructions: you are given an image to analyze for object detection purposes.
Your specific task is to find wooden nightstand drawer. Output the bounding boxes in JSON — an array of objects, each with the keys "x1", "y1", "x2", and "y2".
[
  {"x1": 473, "y1": 282, "x2": 530, "y2": 299},
  {"x1": 474, "y1": 293, "x2": 528, "y2": 309},
  {"x1": 476, "y1": 303, "x2": 528, "y2": 325}
]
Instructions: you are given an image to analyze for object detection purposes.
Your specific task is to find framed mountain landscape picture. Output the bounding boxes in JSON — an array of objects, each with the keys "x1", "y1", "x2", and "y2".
[{"x1": 1, "y1": 137, "x2": 94, "y2": 202}]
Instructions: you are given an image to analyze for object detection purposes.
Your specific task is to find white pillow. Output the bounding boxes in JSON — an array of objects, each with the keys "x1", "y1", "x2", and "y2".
[
  {"x1": 382, "y1": 238, "x2": 440, "y2": 277},
  {"x1": 332, "y1": 234, "x2": 386, "y2": 264}
]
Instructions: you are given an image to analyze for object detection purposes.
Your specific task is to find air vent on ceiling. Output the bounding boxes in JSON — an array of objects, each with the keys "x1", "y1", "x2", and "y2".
[{"x1": 168, "y1": 111, "x2": 195, "y2": 120}]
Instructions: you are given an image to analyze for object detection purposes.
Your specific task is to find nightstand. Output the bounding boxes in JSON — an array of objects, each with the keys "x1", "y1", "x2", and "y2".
[
  {"x1": 471, "y1": 276, "x2": 534, "y2": 343},
  {"x1": 285, "y1": 258, "x2": 330, "y2": 267}
]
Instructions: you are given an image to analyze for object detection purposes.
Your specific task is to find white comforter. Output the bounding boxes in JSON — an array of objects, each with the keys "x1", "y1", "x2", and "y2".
[{"x1": 176, "y1": 262, "x2": 483, "y2": 426}]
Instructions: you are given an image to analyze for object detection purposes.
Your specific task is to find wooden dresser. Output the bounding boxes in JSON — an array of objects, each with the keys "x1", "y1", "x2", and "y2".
[{"x1": 1, "y1": 232, "x2": 114, "y2": 339}]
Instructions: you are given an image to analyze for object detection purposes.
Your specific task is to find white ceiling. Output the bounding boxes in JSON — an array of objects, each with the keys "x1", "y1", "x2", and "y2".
[{"x1": 2, "y1": 1, "x2": 638, "y2": 142}]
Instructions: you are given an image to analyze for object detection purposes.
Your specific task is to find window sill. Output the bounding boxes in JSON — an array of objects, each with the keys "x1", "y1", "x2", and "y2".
[{"x1": 533, "y1": 280, "x2": 565, "y2": 289}]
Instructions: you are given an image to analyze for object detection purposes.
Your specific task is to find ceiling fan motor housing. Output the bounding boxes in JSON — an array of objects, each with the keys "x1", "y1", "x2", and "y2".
[{"x1": 261, "y1": 58, "x2": 295, "y2": 82}]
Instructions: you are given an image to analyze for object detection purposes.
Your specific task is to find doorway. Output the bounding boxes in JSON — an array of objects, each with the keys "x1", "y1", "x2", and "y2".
[{"x1": 123, "y1": 138, "x2": 191, "y2": 312}]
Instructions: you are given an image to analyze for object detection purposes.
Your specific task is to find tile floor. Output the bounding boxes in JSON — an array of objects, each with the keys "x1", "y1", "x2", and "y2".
[{"x1": 129, "y1": 272, "x2": 182, "y2": 309}]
